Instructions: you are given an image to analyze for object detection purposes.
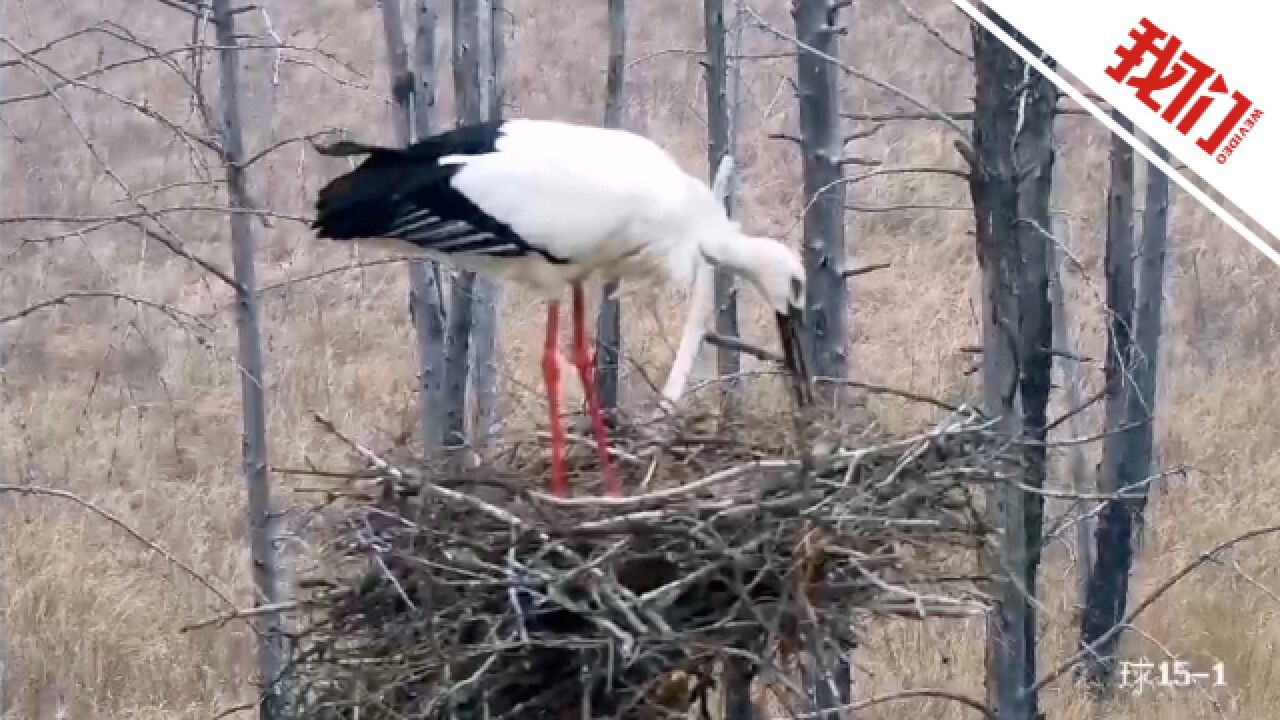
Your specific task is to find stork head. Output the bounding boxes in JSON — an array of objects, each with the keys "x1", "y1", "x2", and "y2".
[{"x1": 703, "y1": 229, "x2": 814, "y2": 407}]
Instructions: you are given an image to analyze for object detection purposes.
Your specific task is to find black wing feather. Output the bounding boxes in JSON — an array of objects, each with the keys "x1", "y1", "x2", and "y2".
[{"x1": 312, "y1": 121, "x2": 567, "y2": 264}]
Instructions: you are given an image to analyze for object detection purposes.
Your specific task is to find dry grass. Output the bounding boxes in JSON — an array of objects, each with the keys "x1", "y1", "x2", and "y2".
[{"x1": 0, "y1": 0, "x2": 1277, "y2": 718}]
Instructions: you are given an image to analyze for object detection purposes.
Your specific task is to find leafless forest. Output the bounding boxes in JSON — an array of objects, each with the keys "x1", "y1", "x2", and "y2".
[{"x1": 2, "y1": 0, "x2": 1280, "y2": 718}]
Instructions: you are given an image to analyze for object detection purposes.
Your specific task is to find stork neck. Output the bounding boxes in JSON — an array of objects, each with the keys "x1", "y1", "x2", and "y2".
[{"x1": 698, "y1": 228, "x2": 759, "y2": 277}]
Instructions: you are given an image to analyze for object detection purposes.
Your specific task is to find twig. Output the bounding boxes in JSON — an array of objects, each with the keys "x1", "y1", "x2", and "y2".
[
  {"x1": 0, "y1": 291, "x2": 214, "y2": 330},
  {"x1": 0, "y1": 484, "x2": 237, "y2": 612},
  {"x1": 743, "y1": 3, "x2": 970, "y2": 139},
  {"x1": 846, "y1": 203, "x2": 971, "y2": 213},
  {"x1": 529, "y1": 459, "x2": 800, "y2": 508},
  {"x1": 704, "y1": 331, "x2": 782, "y2": 364},
  {"x1": 889, "y1": 0, "x2": 972, "y2": 61},
  {"x1": 840, "y1": 262, "x2": 891, "y2": 278},
  {"x1": 783, "y1": 687, "x2": 993, "y2": 719},
  {"x1": 182, "y1": 600, "x2": 301, "y2": 632},
  {"x1": 1030, "y1": 523, "x2": 1280, "y2": 695}
]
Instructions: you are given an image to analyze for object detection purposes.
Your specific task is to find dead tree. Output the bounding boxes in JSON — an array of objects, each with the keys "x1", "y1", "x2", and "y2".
[
  {"x1": 968, "y1": 12, "x2": 1058, "y2": 720},
  {"x1": 1080, "y1": 141, "x2": 1171, "y2": 690},
  {"x1": 470, "y1": 0, "x2": 505, "y2": 445},
  {"x1": 379, "y1": 0, "x2": 449, "y2": 450},
  {"x1": 211, "y1": 0, "x2": 288, "y2": 715},
  {"x1": 1076, "y1": 117, "x2": 1137, "y2": 689},
  {"x1": 1099, "y1": 118, "x2": 1138, "y2": 489},
  {"x1": 792, "y1": 0, "x2": 848, "y2": 403},
  {"x1": 791, "y1": 3, "x2": 852, "y2": 707},
  {"x1": 705, "y1": 0, "x2": 742, "y2": 412},
  {"x1": 442, "y1": 0, "x2": 488, "y2": 449},
  {"x1": 594, "y1": 0, "x2": 626, "y2": 416}
]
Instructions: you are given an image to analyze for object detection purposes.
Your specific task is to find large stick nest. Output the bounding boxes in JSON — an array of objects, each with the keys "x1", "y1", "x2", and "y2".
[{"x1": 287, "y1": 404, "x2": 1004, "y2": 719}]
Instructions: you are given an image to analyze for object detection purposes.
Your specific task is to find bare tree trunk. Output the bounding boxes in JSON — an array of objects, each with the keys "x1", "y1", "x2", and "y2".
[
  {"x1": 1080, "y1": 141, "x2": 1170, "y2": 692},
  {"x1": 410, "y1": 0, "x2": 449, "y2": 449},
  {"x1": 791, "y1": 1, "x2": 852, "y2": 710},
  {"x1": 379, "y1": 0, "x2": 449, "y2": 452},
  {"x1": 705, "y1": 0, "x2": 741, "y2": 413},
  {"x1": 792, "y1": 0, "x2": 848, "y2": 404},
  {"x1": 211, "y1": 1, "x2": 287, "y2": 716},
  {"x1": 469, "y1": 0, "x2": 505, "y2": 446},
  {"x1": 1047, "y1": 215, "x2": 1094, "y2": 598},
  {"x1": 1130, "y1": 142, "x2": 1169, "y2": 539},
  {"x1": 1079, "y1": 117, "x2": 1137, "y2": 690},
  {"x1": 1013, "y1": 51, "x2": 1057, "y2": 712},
  {"x1": 594, "y1": 0, "x2": 626, "y2": 417},
  {"x1": 443, "y1": 0, "x2": 486, "y2": 449},
  {"x1": 969, "y1": 12, "x2": 1057, "y2": 720}
]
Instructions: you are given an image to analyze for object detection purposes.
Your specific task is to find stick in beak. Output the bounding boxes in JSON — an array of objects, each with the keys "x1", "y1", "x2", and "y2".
[{"x1": 775, "y1": 304, "x2": 814, "y2": 408}]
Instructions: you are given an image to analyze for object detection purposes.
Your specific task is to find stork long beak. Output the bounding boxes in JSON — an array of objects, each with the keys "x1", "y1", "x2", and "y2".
[{"x1": 775, "y1": 305, "x2": 814, "y2": 408}]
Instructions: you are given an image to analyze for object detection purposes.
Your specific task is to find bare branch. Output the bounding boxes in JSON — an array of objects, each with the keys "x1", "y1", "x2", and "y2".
[
  {"x1": 0, "y1": 484, "x2": 236, "y2": 612},
  {"x1": 0, "y1": 34, "x2": 221, "y2": 153},
  {"x1": 704, "y1": 331, "x2": 781, "y2": 364},
  {"x1": 889, "y1": 0, "x2": 972, "y2": 61},
  {"x1": 798, "y1": 687, "x2": 993, "y2": 719},
  {"x1": 181, "y1": 600, "x2": 302, "y2": 633},
  {"x1": 257, "y1": 255, "x2": 426, "y2": 295},
  {"x1": 0, "y1": 291, "x2": 215, "y2": 331},
  {"x1": 843, "y1": 123, "x2": 884, "y2": 143},
  {"x1": 840, "y1": 262, "x2": 891, "y2": 278},
  {"x1": 843, "y1": 110, "x2": 974, "y2": 122},
  {"x1": 847, "y1": 202, "x2": 971, "y2": 213},
  {"x1": 744, "y1": 2, "x2": 970, "y2": 139},
  {"x1": 240, "y1": 128, "x2": 346, "y2": 168},
  {"x1": 1033, "y1": 524, "x2": 1280, "y2": 695}
]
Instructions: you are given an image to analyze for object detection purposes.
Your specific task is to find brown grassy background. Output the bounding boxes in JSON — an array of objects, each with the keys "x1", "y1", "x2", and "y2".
[{"x1": 1, "y1": 0, "x2": 1278, "y2": 718}]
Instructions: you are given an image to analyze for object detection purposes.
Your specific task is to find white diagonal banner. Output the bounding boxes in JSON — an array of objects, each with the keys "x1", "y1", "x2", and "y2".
[{"x1": 950, "y1": 0, "x2": 1280, "y2": 263}]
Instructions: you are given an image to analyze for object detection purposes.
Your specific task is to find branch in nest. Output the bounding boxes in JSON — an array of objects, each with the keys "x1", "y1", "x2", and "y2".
[
  {"x1": 704, "y1": 331, "x2": 783, "y2": 364},
  {"x1": 839, "y1": 155, "x2": 882, "y2": 167},
  {"x1": 840, "y1": 262, "x2": 891, "y2": 279},
  {"x1": 182, "y1": 600, "x2": 302, "y2": 633}
]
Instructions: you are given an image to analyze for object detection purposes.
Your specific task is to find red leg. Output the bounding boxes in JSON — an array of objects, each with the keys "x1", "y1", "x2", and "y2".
[
  {"x1": 543, "y1": 300, "x2": 568, "y2": 497},
  {"x1": 571, "y1": 283, "x2": 621, "y2": 496}
]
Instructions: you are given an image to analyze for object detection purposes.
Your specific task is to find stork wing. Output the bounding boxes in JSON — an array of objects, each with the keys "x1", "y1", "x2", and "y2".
[{"x1": 314, "y1": 119, "x2": 689, "y2": 268}]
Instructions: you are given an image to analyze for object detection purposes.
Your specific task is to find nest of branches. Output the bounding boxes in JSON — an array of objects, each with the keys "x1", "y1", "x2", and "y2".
[{"x1": 286, "y1": 403, "x2": 1005, "y2": 719}]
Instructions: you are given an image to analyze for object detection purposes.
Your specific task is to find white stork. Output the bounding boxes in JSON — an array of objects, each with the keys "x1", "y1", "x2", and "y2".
[{"x1": 311, "y1": 118, "x2": 812, "y2": 498}]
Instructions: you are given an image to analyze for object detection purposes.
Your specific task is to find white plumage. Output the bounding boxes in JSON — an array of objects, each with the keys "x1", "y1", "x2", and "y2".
[{"x1": 313, "y1": 117, "x2": 811, "y2": 497}]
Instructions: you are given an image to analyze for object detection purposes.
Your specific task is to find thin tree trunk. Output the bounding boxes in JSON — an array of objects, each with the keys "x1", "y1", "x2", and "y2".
[
  {"x1": 792, "y1": 0, "x2": 848, "y2": 405},
  {"x1": 443, "y1": 0, "x2": 486, "y2": 449},
  {"x1": 969, "y1": 11, "x2": 1057, "y2": 720},
  {"x1": 792, "y1": 4, "x2": 851, "y2": 710},
  {"x1": 409, "y1": 0, "x2": 449, "y2": 449},
  {"x1": 211, "y1": 1, "x2": 287, "y2": 716},
  {"x1": 1047, "y1": 215, "x2": 1094, "y2": 598},
  {"x1": 1013, "y1": 46, "x2": 1057, "y2": 707},
  {"x1": 380, "y1": 0, "x2": 449, "y2": 452},
  {"x1": 705, "y1": 0, "x2": 741, "y2": 414},
  {"x1": 1130, "y1": 142, "x2": 1169, "y2": 539},
  {"x1": 1079, "y1": 116, "x2": 1137, "y2": 690},
  {"x1": 594, "y1": 0, "x2": 626, "y2": 417},
  {"x1": 470, "y1": 0, "x2": 504, "y2": 446},
  {"x1": 1080, "y1": 141, "x2": 1170, "y2": 691}
]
